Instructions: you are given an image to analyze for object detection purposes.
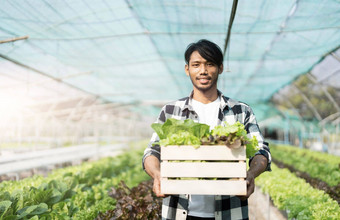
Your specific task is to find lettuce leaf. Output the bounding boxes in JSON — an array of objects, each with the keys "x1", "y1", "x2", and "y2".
[
  {"x1": 246, "y1": 136, "x2": 259, "y2": 158},
  {"x1": 159, "y1": 132, "x2": 201, "y2": 147},
  {"x1": 211, "y1": 122, "x2": 245, "y2": 137},
  {"x1": 151, "y1": 119, "x2": 209, "y2": 146},
  {"x1": 209, "y1": 122, "x2": 259, "y2": 157},
  {"x1": 151, "y1": 119, "x2": 260, "y2": 158}
]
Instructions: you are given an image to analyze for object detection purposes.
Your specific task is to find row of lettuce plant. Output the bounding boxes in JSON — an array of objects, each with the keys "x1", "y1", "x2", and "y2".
[
  {"x1": 0, "y1": 140, "x2": 149, "y2": 193},
  {"x1": 0, "y1": 150, "x2": 135, "y2": 194},
  {"x1": 0, "y1": 146, "x2": 150, "y2": 219},
  {"x1": 271, "y1": 144, "x2": 340, "y2": 166},
  {"x1": 256, "y1": 163, "x2": 340, "y2": 219},
  {"x1": 72, "y1": 164, "x2": 149, "y2": 219},
  {"x1": 269, "y1": 144, "x2": 340, "y2": 186}
]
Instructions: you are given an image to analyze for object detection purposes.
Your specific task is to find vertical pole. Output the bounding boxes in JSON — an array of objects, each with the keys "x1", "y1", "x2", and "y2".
[
  {"x1": 284, "y1": 113, "x2": 290, "y2": 145},
  {"x1": 337, "y1": 124, "x2": 339, "y2": 155},
  {"x1": 95, "y1": 111, "x2": 100, "y2": 160},
  {"x1": 321, "y1": 130, "x2": 327, "y2": 152},
  {"x1": 267, "y1": 193, "x2": 270, "y2": 220},
  {"x1": 18, "y1": 113, "x2": 23, "y2": 147}
]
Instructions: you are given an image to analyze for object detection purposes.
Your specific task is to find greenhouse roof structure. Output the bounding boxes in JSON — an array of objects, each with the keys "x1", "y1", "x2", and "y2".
[{"x1": 0, "y1": 0, "x2": 340, "y2": 123}]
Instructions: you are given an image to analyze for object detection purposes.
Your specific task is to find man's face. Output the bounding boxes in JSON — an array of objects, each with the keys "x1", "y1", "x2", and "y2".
[{"x1": 185, "y1": 50, "x2": 223, "y2": 92}]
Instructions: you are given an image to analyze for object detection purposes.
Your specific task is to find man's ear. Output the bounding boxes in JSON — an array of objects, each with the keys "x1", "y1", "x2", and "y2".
[
  {"x1": 185, "y1": 64, "x2": 189, "y2": 76},
  {"x1": 218, "y1": 64, "x2": 224, "y2": 74}
]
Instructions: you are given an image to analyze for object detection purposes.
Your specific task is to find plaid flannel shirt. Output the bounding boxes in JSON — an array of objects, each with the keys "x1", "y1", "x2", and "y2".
[{"x1": 143, "y1": 90, "x2": 271, "y2": 220}]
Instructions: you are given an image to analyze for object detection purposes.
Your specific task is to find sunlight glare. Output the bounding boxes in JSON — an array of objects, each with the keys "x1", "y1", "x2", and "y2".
[{"x1": 0, "y1": 94, "x2": 33, "y2": 119}]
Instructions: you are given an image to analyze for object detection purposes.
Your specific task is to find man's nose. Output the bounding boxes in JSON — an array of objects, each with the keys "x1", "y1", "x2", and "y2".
[{"x1": 200, "y1": 64, "x2": 208, "y2": 74}]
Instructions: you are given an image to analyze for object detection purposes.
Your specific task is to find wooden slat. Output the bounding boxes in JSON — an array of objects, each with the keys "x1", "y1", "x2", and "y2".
[
  {"x1": 161, "y1": 145, "x2": 246, "y2": 160},
  {"x1": 161, "y1": 162, "x2": 246, "y2": 178},
  {"x1": 161, "y1": 180, "x2": 247, "y2": 195}
]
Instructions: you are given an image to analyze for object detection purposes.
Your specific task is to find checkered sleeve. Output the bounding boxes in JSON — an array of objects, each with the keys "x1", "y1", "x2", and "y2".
[
  {"x1": 142, "y1": 98, "x2": 188, "y2": 170},
  {"x1": 244, "y1": 105, "x2": 272, "y2": 171},
  {"x1": 142, "y1": 106, "x2": 166, "y2": 170}
]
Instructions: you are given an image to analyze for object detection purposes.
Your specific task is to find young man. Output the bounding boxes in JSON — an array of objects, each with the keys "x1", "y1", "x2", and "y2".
[{"x1": 143, "y1": 39, "x2": 271, "y2": 220}]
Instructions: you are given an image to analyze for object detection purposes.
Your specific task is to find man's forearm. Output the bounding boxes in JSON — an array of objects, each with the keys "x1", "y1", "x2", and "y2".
[
  {"x1": 144, "y1": 155, "x2": 161, "y2": 179},
  {"x1": 239, "y1": 154, "x2": 268, "y2": 200},
  {"x1": 144, "y1": 155, "x2": 165, "y2": 197},
  {"x1": 248, "y1": 154, "x2": 268, "y2": 178}
]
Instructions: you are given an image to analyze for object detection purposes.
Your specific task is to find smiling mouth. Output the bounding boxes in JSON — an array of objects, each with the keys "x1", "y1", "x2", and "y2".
[{"x1": 197, "y1": 77, "x2": 211, "y2": 84}]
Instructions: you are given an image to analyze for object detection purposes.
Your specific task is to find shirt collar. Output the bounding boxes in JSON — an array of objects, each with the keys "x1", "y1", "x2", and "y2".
[{"x1": 182, "y1": 90, "x2": 230, "y2": 112}]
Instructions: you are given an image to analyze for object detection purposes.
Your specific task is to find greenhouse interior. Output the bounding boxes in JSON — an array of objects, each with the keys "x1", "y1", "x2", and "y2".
[{"x1": 0, "y1": 0, "x2": 339, "y2": 219}]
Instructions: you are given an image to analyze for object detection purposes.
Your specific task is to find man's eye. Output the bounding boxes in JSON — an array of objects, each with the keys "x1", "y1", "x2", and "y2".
[
  {"x1": 207, "y1": 63, "x2": 213, "y2": 66},
  {"x1": 192, "y1": 64, "x2": 199, "y2": 67}
]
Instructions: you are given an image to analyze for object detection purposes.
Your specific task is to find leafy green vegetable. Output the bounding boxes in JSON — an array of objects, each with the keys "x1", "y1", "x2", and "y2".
[
  {"x1": 152, "y1": 119, "x2": 260, "y2": 158},
  {"x1": 160, "y1": 132, "x2": 201, "y2": 147},
  {"x1": 201, "y1": 121, "x2": 260, "y2": 157},
  {"x1": 152, "y1": 119, "x2": 210, "y2": 147},
  {"x1": 150, "y1": 123, "x2": 165, "y2": 139},
  {"x1": 0, "y1": 145, "x2": 150, "y2": 220},
  {"x1": 211, "y1": 122, "x2": 247, "y2": 144},
  {"x1": 0, "y1": 200, "x2": 12, "y2": 218},
  {"x1": 270, "y1": 144, "x2": 340, "y2": 186},
  {"x1": 96, "y1": 180, "x2": 162, "y2": 220},
  {"x1": 211, "y1": 122, "x2": 242, "y2": 136},
  {"x1": 246, "y1": 136, "x2": 259, "y2": 158},
  {"x1": 257, "y1": 163, "x2": 340, "y2": 219},
  {"x1": 17, "y1": 203, "x2": 48, "y2": 219}
]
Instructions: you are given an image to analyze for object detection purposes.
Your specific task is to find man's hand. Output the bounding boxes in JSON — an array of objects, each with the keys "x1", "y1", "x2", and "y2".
[
  {"x1": 153, "y1": 175, "x2": 165, "y2": 197},
  {"x1": 238, "y1": 154, "x2": 268, "y2": 201},
  {"x1": 239, "y1": 171, "x2": 255, "y2": 201},
  {"x1": 144, "y1": 155, "x2": 166, "y2": 197}
]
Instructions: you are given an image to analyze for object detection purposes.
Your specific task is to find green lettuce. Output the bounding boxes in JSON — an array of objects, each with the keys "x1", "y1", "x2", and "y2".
[
  {"x1": 151, "y1": 119, "x2": 260, "y2": 157},
  {"x1": 246, "y1": 136, "x2": 259, "y2": 158},
  {"x1": 151, "y1": 119, "x2": 210, "y2": 147},
  {"x1": 210, "y1": 122, "x2": 259, "y2": 157}
]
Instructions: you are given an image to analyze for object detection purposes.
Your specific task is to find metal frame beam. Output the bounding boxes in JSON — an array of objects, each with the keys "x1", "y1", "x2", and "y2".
[
  {"x1": 307, "y1": 73, "x2": 340, "y2": 112},
  {"x1": 319, "y1": 112, "x2": 340, "y2": 126},
  {"x1": 0, "y1": 35, "x2": 29, "y2": 44},
  {"x1": 0, "y1": 54, "x2": 106, "y2": 102},
  {"x1": 292, "y1": 84, "x2": 322, "y2": 121}
]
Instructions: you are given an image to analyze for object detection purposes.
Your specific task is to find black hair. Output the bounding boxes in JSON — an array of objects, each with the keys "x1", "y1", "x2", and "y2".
[{"x1": 184, "y1": 39, "x2": 223, "y2": 66}]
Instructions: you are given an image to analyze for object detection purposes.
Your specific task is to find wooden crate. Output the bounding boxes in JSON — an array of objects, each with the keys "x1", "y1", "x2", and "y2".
[{"x1": 160, "y1": 145, "x2": 247, "y2": 195}]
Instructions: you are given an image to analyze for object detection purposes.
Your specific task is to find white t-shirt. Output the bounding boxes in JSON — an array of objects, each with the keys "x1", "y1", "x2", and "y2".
[{"x1": 188, "y1": 97, "x2": 221, "y2": 218}]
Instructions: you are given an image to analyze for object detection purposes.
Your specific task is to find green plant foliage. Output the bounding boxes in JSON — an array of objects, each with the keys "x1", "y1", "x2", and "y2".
[
  {"x1": 96, "y1": 180, "x2": 162, "y2": 220},
  {"x1": 160, "y1": 132, "x2": 202, "y2": 147},
  {"x1": 16, "y1": 203, "x2": 48, "y2": 219},
  {"x1": 211, "y1": 122, "x2": 246, "y2": 137},
  {"x1": 0, "y1": 145, "x2": 150, "y2": 219},
  {"x1": 152, "y1": 118, "x2": 210, "y2": 147},
  {"x1": 209, "y1": 122, "x2": 259, "y2": 157},
  {"x1": 256, "y1": 164, "x2": 340, "y2": 219},
  {"x1": 271, "y1": 144, "x2": 340, "y2": 186},
  {"x1": 152, "y1": 119, "x2": 259, "y2": 157},
  {"x1": 0, "y1": 201, "x2": 12, "y2": 219},
  {"x1": 246, "y1": 136, "x2": 259, "y2": 158}
]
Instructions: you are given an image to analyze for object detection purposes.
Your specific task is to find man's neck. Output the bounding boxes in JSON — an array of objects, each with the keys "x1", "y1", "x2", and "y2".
[{"x1": 192, "y1": 88, "x2": 219, "y2": 104}]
